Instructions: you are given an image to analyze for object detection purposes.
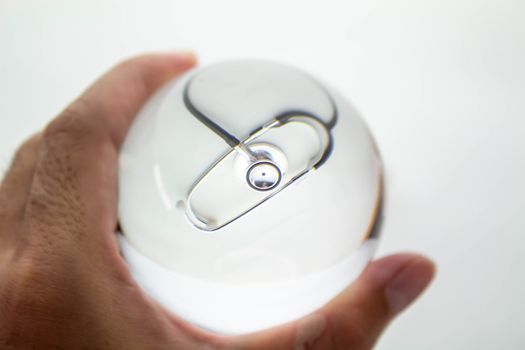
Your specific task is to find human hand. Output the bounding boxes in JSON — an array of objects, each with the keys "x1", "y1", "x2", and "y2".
[{"x1": 0, "y1": 53, "x2": 435, "y2": 349}]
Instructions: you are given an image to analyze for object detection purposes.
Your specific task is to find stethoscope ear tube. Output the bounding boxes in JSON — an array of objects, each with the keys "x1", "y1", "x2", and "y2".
[{"x1": 274, "y1": 111, "x2": 334, "y2": 169}]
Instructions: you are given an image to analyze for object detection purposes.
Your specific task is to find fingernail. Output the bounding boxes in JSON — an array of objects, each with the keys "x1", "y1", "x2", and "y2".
[
  {"x1": 170, "y1": 51, "x2": 197, "y2": 64},
  {"x1": 384, "y1": 258, "x2": 436, "y2": 314},
  {"x1": 294, "y1": 313, "x2": 327, "y2": 350}
]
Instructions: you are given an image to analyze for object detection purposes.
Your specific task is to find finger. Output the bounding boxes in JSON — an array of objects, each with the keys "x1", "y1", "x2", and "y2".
[
  {"x1": 0, "y1": 133, "x2": 42, "y2": 245},
  {"x1": 316, "y1": 253, "x2": 436, "y2": 350},
  {"x1": 232, "y1": 253, "x2": 435, "y2": 350},
  {"x1": 21, "y1": 53, "x2": 196, "y2": 259}
]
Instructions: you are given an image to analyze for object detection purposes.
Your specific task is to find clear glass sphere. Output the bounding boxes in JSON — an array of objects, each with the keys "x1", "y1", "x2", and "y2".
[{"x1": 118, "y1": 60, "x2": 383, "y2": 334}]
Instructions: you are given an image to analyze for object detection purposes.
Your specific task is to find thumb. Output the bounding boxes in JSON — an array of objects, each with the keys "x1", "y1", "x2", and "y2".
[
  {"x1": 311, "y1": 253, "x2": 436, "y2": 350},
  {"x1": 231, "y1": 253, "x2": 435, "y2": 350}
]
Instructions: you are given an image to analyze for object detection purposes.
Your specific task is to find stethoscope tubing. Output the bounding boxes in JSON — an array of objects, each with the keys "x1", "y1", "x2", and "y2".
[{"x1": 182, "y1": 74, "x2": 339, "y2": 169}]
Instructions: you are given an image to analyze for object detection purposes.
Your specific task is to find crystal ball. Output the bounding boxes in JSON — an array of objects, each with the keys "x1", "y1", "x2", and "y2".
[{"x1": 118, "y1": 60, "x2": 383, "y2": 334}]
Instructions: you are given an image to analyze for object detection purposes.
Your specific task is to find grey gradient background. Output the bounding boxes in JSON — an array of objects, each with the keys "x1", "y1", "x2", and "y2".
[{"x1": 1, "y1": 0, "x2": 524, "y2": 348}]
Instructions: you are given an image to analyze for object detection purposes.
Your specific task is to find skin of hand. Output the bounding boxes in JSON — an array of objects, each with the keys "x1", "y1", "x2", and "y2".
[{"x1": 0, "y1": 52, "x2": 435, "y2": 350}]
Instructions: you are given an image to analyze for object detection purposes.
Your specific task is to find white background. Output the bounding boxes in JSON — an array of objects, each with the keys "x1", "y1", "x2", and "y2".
[{"x1": 1, "y1": 0, "x2": 524, "y2": 348}]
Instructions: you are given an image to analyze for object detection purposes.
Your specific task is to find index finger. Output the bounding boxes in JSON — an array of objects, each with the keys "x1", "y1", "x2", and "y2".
[
  {"x1": 47, "y1": 52, "x2": 197, "y2": 148},
  {"x1": 21, "y1": 53, "x2": 196, "y2": 259}
]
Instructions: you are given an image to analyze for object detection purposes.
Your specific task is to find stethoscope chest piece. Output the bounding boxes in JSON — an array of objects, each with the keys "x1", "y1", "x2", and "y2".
[
  {"x1": 246, "y1": 161, "x2": 281, "y2": 190},
  {"x1": 235, "y1": 142, "x2": 286, "y2": 191}
]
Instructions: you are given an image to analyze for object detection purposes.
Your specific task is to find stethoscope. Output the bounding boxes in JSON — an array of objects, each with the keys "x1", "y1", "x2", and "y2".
[{"x1": 182, "y1": 74, "x2": 338, "y2": 231}]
